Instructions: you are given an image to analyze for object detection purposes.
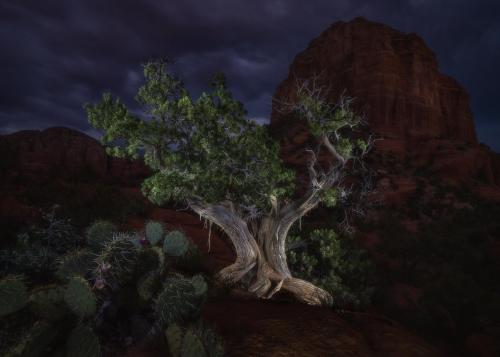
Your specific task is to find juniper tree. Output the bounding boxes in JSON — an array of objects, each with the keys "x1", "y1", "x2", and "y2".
[{"x1": 85, "y1": 59, "x2": 371, "y2": 305}]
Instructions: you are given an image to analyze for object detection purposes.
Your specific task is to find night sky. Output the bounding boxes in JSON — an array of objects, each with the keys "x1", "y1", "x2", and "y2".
[{"x1": 1, "y1": 0, "x2": 499, "y2": 150}]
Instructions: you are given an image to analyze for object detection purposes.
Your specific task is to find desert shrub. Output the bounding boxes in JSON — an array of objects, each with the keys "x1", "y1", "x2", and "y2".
[
  {"x1": 287, "y1": 228, "x2": 376, "y2": 308},
  {"x1": 0, "y1": 206, "x2": 82, "y2": 279}
]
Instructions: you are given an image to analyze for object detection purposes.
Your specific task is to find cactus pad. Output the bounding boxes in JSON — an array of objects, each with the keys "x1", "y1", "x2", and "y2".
[
  {"x1": 165, "y1": 324, "x2": 184, "y2": 357},
  {"x1": 163, "y1": 231, "x2": 189, "y2": 257},
  {"x1": 154, "y1": 276, "x2": 204, "y2": 327},
  {"x1": 191, "y1": 275, "x2": 208, "y2": 297},
  {"x1": 86, "y1": 220, "x2": 116, "y2": 252},
  {"x1": 145, "y1": 221, "x2": 165, "y2": 245},
  {"x1": 64, "y1": 276, "x2": 96, "y2": 318},
  {"x1": 181, "y1": 329, "x2": 207, "y2": 357},
  {"x1": 0, "y1": 276, "x2": 29, "y2": 317},
  {"x1": 29, "y1": 285, "x2": 67, "y2": 321},
  {"x1": 67, "y1": 324, "x2": 101, "y2": 357},
  {"x1": 56, "y1": 249, "x2": 95, "y2": 282}
]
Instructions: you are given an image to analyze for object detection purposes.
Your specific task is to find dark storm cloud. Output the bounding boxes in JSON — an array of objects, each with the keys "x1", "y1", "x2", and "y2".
[{"x1": 0, "y1": 0, "x2": 499, "y2": 149}]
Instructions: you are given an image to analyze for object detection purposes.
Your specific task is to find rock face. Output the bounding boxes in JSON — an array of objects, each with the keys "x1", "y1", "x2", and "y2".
[
  {"x1": 270, "y1": 17, "x2": 500, "y2": 201},
  {"x1": 0, "y1": 127, "x2": 150, "y2": 183},
  {"x1": 272, "y1": 17, "x2": 476, "y2": 143}
]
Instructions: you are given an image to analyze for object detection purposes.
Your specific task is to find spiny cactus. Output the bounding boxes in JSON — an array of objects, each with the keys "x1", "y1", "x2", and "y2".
[
  {"x1": 55, "y1": 249, "x2": 95, "y2": 282},
  {"x1": 145, "y1": 220, "x2": 165, "y2": 246},
  {"x1": 163, "y1": 231, "x2": 189, "y2": 257},
  {"x1": 86, "y1": 220, "x2": 116, "y2": 252},
  {"x1": 166, "y1": 324, "x2": 183, "y2": 357},
  {"x1": 66, "y1": 324, "x2": 101, "y2": 357},
  {"x1": 166, "y1": 323, "x2": 224, "y2": 357},
  {"x1": 181, "y1": 329, "x2": 207, "y2": 357},
  {"x1": 136, "y1": 270, "x2": 161, "y2": 302},
  {"x1": 154, "y1": 275, "x2": 205, "y2": 328},
  {"x1": 191, "y1": 275, "x2": 208, "y2": 297},
  {"x1": 29, "y1": 285, "x2": 67, "y2": 321},
  {"x1": 0, "y1": 276, "x2": 28, "y2": 317},
  {"x1": 136, "y1": 246, "x2": 165, "y2": 276},
  {"x1": 64, "y1": 276, "x2": 96, "y2": 318},
  {"x1": 94, "y1": 237, "x2": 138, "y2": 286}
]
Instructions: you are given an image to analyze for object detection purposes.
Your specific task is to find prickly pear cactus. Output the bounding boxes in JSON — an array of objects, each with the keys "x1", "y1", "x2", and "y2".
[
  {"x1": 86, "y1": 220, "x2": 116, "y2": 252},
  {"x1": 154, "y1": 276, "x2": 203, "y2": 327},
  {"x1": 136, "y1": 270, "x2": 161, "y2": 302},
  {"x1": 94, "y1": 237, "x2": 138, "y2": 286},
  {"x1": 163, "y1": 231, "x2": 189, "y2": 257},
  {"x1": 181, "y1": 329, "x2": 207, "y2": 357},
  {"x1": 136, "y1": 246, "x2": 165, "y2": 275},
  {"x1": 55, "y1": 249, "x2": 95, "y2": 282},
  {"x1": 166, "y1": 324, "x2": 184, "y2": 357},
  {"x1": 66, "y1": 324, "x2": 101, "y2": 357},
  {"x1": 64, "y1": 276, "x2": 96, "y2": 318},
  {"x1": 145, "y1": 221, "x2": 164, "y2": 246},
  {"x1": 0, "y1": 276, "x2": 28, "y2": 317},
  {"x1": 29, "y1": 285, "x2": 67, "y2": 321},
  {"x1": 191, "y1": 275, "x2": 208, "y2": 297}
]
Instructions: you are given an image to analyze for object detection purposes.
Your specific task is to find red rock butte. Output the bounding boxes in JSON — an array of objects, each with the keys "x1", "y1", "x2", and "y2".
[
  {"x1": 271, "y1": 16, "x2": 477, "y2": 143},
  {"x1": 271, "y1": 17, "x2": 500, "y2": 197}
]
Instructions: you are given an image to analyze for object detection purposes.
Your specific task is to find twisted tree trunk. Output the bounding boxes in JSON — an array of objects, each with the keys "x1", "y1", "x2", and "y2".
[{"x1": 189, "y1": 199, "x2": 334, "y2": 306}]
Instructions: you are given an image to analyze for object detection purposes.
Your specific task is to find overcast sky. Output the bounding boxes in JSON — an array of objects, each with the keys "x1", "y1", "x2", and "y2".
[{"x1": 1, "y1": 0, "x2": 499, "y2": 150}]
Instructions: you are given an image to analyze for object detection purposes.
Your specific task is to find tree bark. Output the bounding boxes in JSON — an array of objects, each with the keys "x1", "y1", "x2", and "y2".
[{"x1": 189, "y1": 200, "x2": 333, "y2": 306}]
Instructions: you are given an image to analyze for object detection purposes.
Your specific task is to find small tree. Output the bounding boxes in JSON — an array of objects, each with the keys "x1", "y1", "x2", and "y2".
[{"x1": 85, "y1": 60, "x2": 371, "y2": 305}]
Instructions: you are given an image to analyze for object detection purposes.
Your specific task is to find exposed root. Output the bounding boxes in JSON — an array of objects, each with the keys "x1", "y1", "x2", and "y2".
[
  {"x1": 282, "y1": 277, "x2": 333, "y2": 306},
  {"x1": 216, "y1": 259, "x2": 256, "y2": 285},
  {"x1": 266, "y1": 279, "x2": 284, "y2": 299}
]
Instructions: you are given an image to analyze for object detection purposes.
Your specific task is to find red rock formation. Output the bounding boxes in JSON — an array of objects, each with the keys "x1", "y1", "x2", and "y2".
[
  {"x1": 0, "y1": 127, "x2": 150, "y2": 184},
  {"x1": 272, "y1": 17, "x2": 477, "y2": 143},
  {"x1": 270, "y1": 17, "x2": 500, "y2": 203}
]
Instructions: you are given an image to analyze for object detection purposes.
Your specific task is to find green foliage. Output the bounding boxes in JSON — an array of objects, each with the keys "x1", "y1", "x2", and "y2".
[
  {"x1": 86, "y1": 220, "x2": 116, "y2": 252},
  {"x1": 56, "y1": 249, "x2": 95, "y2": 282},
  {"x1": 66, "y1": 324, "x2": 101, "y2": 357},
  {"x1": 145, "y1": 220, "x2": 165, "y2": 245},
  {"x1": 154, "y1": 275, "x2": 207, "y2": 328},
  {"x1": 64, "y1": 276, "x2": 97, "y2": 318},
  {"x1": 0, "y1": 276, "x2": 29, "y2": 317},
  {"x1": 163, "y1": 230, "x2": 189, "y2": 257},
  {"x1": 85, "y1": 59, "x2": 295, "y2": 213},
  {"x1": 0, "y1": 208, "x2": 81, "y2": 278},
  {"x1": 320, "y1": 188, "x2": 338, "y2": 208},
  {"x1": 287, "y1": 229, "x2": 375, "y2": 308},
  {"x1": 29, "y1": 285, "x2": 67, "y2": 321}
]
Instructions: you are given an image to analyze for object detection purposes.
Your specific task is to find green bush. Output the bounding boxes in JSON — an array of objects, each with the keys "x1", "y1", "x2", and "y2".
[{"x1": 287, "y1": 229, "x2": 375, "y2": 308}]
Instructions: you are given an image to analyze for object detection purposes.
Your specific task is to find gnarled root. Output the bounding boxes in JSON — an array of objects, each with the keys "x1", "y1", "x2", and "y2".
[
  {"x1": 282, "y1": 277, "x2": 333, "y2": 306},
  {"x1": 216, "y1": 257, "x2": 256, "y2": 285}
]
